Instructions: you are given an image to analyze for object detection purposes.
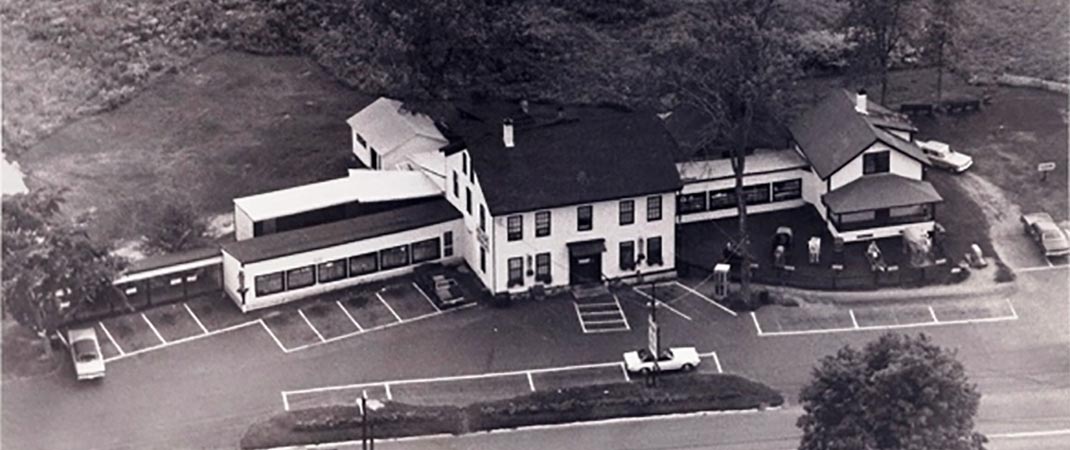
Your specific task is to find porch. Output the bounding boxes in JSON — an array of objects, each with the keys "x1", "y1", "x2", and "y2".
[{"x1": 822, "y1": 174, "x2": 943, "y2": 241}]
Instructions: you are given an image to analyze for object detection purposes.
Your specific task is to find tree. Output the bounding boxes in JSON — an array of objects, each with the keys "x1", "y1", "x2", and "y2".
[
  {"x1": 840, "y1": 0, "x2": 917, "y2": 104},
  {"x1": 2, "y1": 189, "x2": 125, "y2": 357},
  {"x1": 924, "y1": 0, "x2": 962, "y2": 103},
  {"x1": 797, "y1": 333, "x2": 987, "y2": 450},
  {"x1": 658, "y1": 0, "x2": 798, "y2": 307}
]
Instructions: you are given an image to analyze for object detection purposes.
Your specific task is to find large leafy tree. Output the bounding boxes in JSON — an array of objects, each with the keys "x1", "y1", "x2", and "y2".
[
  {"x1": 798, "y1": 333, "x2": 987, "y2": 450},
  {"x1": 923, "y1": 0, "x2": 962, "y2": 103},
  {"x1": 656, "y1": 0, "x2": 797, "y2": 307},
  {"x1": 2, "y1": 189, "x2": 125, "y2": 356},
  {"x1": 840, "y1": 0, "x2": 918, "y2": 104}
]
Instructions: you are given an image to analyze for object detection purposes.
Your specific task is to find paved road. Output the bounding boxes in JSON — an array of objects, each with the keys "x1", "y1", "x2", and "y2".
[{"x1": 2, "y1": 268, "x2": 1066, "y2": 449}]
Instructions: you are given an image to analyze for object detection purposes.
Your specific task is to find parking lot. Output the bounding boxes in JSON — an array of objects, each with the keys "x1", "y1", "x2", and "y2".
[
  {"x1": 629, "y1": 280, "x2": 738, "y2": 323},
  {"x1": 87, "y1": 279, "x2": 473, "y2": 362},
  {"x1": 281, "y1": 351, "x2": 723, "y2": 411},
  {"x1": 750, "y1": 297, "x2": 1018, "y2": 337}
]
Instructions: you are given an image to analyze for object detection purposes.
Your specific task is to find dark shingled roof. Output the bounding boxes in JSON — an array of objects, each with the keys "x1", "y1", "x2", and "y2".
[
  {"x1": 442, "y1": 104, "x2": 683, "y2": 215},
  {"x1": 123, "y1": 246, "x2": 221, "y2": 274},
  {"x1": 222, "y1": 198, "x2": 461, "y2": 264},
  {"x1": 790, "y1": 90, "x2": 927, "y2": 179},
  {"x1": 822, "y1": 174, "x2": 943, "y2": 213}
]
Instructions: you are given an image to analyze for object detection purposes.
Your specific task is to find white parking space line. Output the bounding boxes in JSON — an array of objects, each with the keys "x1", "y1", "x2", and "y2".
[
  {"x1": 750, "y1": 312, "x2": 765, "y2": 336},
  {"x1": 928, "y1": 305, "x2": 940, "y2": 323},
  {"x1": 259, "y1": 319, "x2": 290, "y2": 352},
  {"x1": 376, "y1": 292, "x2": 404, "y2": 323},
  {"x1": 755, "y1": 314, "x2": 1018, "y2": 337},
  {"x1": 527, "y1": 372, "x2": 536, "y2": 391},
  {"x1": 282, "y1": 392, "x2": 291, "y2": 411},
  {"x1": 611, "y1": 294, "x2": 632, "y2": 331},
  {"x1": 849, "y1": 309, "x2": 860, "y2": 329},
  {"x1": 298, "y1": 309, "x2": 326, "y2": 343},
  {"x1": 183, "y1": 303, "x2": 209, "y2": 335},
  {"x1": 55, "y1": 331, "x2": 68, "y2": 347},
  {"x1": 142, "y1": 313, "x2": 167, "y2": 344},
  {"x1": 98, "y1": 321, "x2": 125, "y2": 356},
  {"x1": 103, "y1": 320, "x2": 261, "y2": 364},
  {"x1": 337, "y1": 301, "x2": 364, "y2": 331},
  {"x1": 412, "y1": 282, "x2": 442, "y2": 313},
  {"x1": 631, "y1": 287, "x2": 693, "y2": 321},
  {"x1": 620, "y1": 363, "x2": 631, "y2": 382},
  {"x1": 708, "y1": 352, "x2": 724, "y2": 374},
  {"x1": 673, "y1": 281, "x2": 738, "y2": 317},
  {"x1": 1018, "y1": 264, "x2": 1070, "y2": 273},
  {"x1": 384, "y1": 383, "x2": 393, "y2": 400},
  {"x1": 1006, "y1": 298, "x2": 1020, "y2": 319}
]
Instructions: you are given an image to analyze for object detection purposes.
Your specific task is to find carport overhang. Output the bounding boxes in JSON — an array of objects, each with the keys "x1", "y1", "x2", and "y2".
[{"x1": 567, "y1": 239, "x2": 607, "y2": 257}]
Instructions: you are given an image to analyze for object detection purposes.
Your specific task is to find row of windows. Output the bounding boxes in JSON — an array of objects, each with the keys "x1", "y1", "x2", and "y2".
[
  {"x1": 504, "y1": 236, "x2": 664, "y2": 288},
  {"x1": 253, "y1": 234, "x2": 451, "y2": 297},
  {"x1": 504, "y1": 196, "x2": 664, "y2": 242},
  {"x1": 678, "y1": 179, "x2": 802, "y2": 215},
  {"x1": 507, "y1": 252, "x2": 553, "y2": 287}
]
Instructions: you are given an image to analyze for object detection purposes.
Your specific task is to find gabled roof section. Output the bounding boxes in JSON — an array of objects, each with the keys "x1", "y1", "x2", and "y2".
[
  {"x1": 346, "y1": 97, "x2": 446, "y2": 154},
  {"x1": 789, "y1": 89, "x2": 923, "y2": 179},
  {"x1": 452, "y1": 105, "x2": 683, "y2": 215},
  {"x1": 822, "y1": 174, "x2": 943, "y2": 213},
  {"x1": 234, "y1": 170, "x2": 442, "y2": 222}
]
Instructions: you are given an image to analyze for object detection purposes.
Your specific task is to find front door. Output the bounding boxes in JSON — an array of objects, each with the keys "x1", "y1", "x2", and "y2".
[{"x1": 569, "y1": 254, "x2": 602, "y2": 285}]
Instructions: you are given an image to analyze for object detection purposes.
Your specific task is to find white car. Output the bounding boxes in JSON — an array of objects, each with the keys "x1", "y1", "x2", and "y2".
[
  {"x1": 68, "y1": 327, "x2": 105, "y2": 381},
  {"x1": 917, "y1": 140, "x2": 973, "y2": 173},
  {"x1": 623, "y1": 347, "x2": 701, "y2": 374}
]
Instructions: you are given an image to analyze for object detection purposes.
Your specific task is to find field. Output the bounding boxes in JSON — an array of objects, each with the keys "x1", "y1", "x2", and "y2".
[{"x1": 18, "y1": 52, "x2": 371, "y2": 243}]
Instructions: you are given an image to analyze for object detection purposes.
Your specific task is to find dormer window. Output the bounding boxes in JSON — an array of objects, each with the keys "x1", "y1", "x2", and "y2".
[
  {"x1": 863, "y1": 151, "x2": 890, "y2": 175},
  {"x1": 355, "y1": 133, "x2": 366, "y2": 148}
]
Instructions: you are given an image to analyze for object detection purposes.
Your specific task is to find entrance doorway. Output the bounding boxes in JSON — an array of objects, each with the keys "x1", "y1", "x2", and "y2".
[{"x1": 567, "y1": 239, "x2": 606, "y2": 285}]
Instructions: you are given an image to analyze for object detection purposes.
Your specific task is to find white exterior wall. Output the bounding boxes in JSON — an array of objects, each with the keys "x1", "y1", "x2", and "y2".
[
  {"x1": 234, "y1": 205, "x2": 254, "y2": 241},
  {"x1": 222, "y1": 219, "x2": 464, "y2": 312},
  {"x1": 677, "y1": 170, "x2": 809, "y2": 223},
  {"x1": 832, "y1": 220, "x2": 936, "y2": 243},
  {"x1": 351, "y1": 129, "x2": 372, "y2": 168},
  {"x1": 491, "y1": 193, "x2": 677, "y2": 294},
  {"x1": 443, "y1": 150, "x2": 494, "y2": 291},
  {"x1": 830, "y1": 142, "x2": 924, "y2": 190}
]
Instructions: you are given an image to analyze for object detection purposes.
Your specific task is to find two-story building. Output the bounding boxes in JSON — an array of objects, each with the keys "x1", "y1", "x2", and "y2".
[
  {"x1": 790, "y1": 90, "x2": 942, "y2": 242},
  {"x1": 438, "y1": 105, "x2": 682, "y2": 295}
]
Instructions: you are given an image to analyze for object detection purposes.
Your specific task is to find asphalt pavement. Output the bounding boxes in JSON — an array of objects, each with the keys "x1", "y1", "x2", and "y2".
[{"x1": 2, "y1": 267, "x2": 1066, "y2": 449}]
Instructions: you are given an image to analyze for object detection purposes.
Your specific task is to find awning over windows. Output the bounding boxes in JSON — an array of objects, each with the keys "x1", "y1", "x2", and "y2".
[
  {"x1": 823, "y1": 174, "x2": 943, "y2": 214},
  {"x1": 567, "y1": 239, "x2": 606, "y2": 257}
]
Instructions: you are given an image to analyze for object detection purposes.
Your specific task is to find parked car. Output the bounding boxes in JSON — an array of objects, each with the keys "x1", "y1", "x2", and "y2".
[
  {"x1": 917, "y1": 140, "x2": 973, "y2": 173},
  {"x1": 622, "y1": 347, "x2": 701, "y2": 374},
  {"x1": 68, "y1": 327, "x2": 106, "y2": 381},
  {"x1": 1021, "y1": 212, "x2": 1070, "y2": 257}
]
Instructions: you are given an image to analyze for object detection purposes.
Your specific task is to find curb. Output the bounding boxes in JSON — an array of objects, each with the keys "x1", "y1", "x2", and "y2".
[
  {"x1": 759, "y1": 280, "x2": 1018, "y2": 307},
  {"x1": 262, "y1": 405, "x2": 787, "y2": 450}
]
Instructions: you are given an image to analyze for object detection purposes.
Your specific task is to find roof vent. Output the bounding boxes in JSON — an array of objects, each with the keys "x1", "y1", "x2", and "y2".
[
  {"x1": 855, "y1": 89, "x2": 868, "y2": 115},
  {"x1": 503, "y1": 118, "x2": 514, "y2": 148}
]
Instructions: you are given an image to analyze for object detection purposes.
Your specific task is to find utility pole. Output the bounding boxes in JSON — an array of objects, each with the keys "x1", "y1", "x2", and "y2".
[{"x1": 646, "y1": 281, "x2": 660, "y2": 387}]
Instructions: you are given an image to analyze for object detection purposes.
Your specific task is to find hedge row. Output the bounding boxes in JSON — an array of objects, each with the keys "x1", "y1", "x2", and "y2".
[{"x1": 241, "y1": 373, "x2": 784, "y2": 449}]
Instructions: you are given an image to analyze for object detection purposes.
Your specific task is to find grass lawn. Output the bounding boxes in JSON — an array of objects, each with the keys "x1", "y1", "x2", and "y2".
[{"x1": 18, "y1": 51, "x2": 373, "y2": 245}]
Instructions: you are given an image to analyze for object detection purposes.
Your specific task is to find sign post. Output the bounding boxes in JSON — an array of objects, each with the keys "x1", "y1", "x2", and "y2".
[
  {"x1": 1038, "y1": 162, "x2": 1056, "y2": 182},
  {"x1": 646, "y1": 282, "x2": 660, "y2": 387}
]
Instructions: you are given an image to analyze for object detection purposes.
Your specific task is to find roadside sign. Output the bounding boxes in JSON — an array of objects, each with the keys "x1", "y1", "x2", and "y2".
[
  {"x1": 647, "y1": 316, "x2": 658, "y2": 355},
  {"x1": 1038, "y1": 162, "x2": 1057, "y2": 172}
]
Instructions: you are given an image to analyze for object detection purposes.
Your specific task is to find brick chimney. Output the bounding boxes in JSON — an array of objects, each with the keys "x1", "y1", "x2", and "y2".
[
  {"x1": 503, "y1": 119, "x2": 514, "y2": 148},
  {"x1": 855, "y1": 89, "x2": 868, "y2": 115}
]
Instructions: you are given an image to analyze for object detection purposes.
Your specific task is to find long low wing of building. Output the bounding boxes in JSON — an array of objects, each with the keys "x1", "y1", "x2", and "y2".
[{"x1": 221, "y1": 198, "x2": 462, "y2": 312}]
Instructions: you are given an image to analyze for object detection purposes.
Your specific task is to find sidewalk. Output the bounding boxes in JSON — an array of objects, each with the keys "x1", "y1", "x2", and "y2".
[{"x1": 758, "y1": 265, "x2": 1017, "y2": 306}]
